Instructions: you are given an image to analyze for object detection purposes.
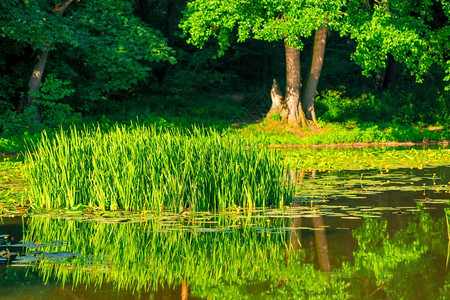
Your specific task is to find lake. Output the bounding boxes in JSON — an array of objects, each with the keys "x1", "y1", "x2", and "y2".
[{"x1": 0, "y1": 163, "x2": 449, "y2": 299}]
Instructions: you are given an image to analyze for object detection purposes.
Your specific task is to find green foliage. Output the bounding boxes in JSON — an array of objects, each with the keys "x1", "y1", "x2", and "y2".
[
  {"x1": 349, "y1": 209, "x2": 447, "y2": 298},
  {"x1": 0, "y1": 107, "x2": 44, "y2": 138},
  {"x1": 315, "y1": 87, "x2": 450, "y2": 125},
  {"x1": 345, "y1": 0, "x2": 449, "y2": 88},
  {"x1": 271, "y1": 111, "x2": 282, "y2": 121},
  {"x1": 0, "y1": 74, "x2": 81, "y2": 139},
  {"x1": 181, "y1": 0, "x2": 344, "y2": 54},
  {"x1": 25, "y1": 125, "x2": 292, "y2": 211},
  {"x1": 0, "y1": 0, "x2": 175, "y2": 108},
  {"x1": 445, "y1": 61, "x2": 450, "y2": 90},
  {"x1": 31, "y1": 73, "x2": 81, "y2": 126},
  {"x1": 31, "y1": 74, "x2": 74, "y2": 103}
]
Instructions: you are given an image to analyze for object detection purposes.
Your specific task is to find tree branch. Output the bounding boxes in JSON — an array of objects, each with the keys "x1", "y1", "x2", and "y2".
[{"x1": 53, "y1": 0, "x2": 74, "y2": 16}]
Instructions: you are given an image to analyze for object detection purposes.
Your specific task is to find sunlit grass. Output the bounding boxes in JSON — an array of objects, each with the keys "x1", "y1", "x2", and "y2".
[
  {"x1": 0, "y1": 155, "x2": 26, "y2": 213},
  {"x1": 24, "y1": 125, "x2": 292, "y2": 212},
  {"x1": 0, "y1": 131, "x2": 450, "y2": 213},
  {"x1": 232, "y1": 120, "x2": 449, "y2": 146}
]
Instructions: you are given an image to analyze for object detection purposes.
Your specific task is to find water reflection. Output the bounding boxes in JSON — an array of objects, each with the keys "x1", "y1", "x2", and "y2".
[
  {"x1": 6, "y1": 216, "x2": 347, "y2": 299},
  {"x1": 0, "y1": 166, "x2": 449, "y2": 299},
  {"x1": 295, "y1": 165, "x2": 450, "y2": 201},
  {"x1": 0, "y1": 203, "x2": 448, "y2": 299}
]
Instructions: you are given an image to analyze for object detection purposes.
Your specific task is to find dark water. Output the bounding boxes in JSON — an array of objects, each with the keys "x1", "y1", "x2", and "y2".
[{"x1": 1, "y1": 166, "x2": 449, "y2": 299}]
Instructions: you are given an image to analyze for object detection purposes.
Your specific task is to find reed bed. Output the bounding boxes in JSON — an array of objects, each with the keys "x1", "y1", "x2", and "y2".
[{"x1": 25, "y1": 125, "x2": 292, "y2": 212}]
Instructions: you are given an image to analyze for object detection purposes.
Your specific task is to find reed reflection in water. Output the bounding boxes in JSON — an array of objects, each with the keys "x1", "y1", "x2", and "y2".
[
  {"x1": 1, "y1": 192, "x2": 449, "y2": 299},
  {"x1": 17, "y1": 215, "x2": 346, "y2": 299}
]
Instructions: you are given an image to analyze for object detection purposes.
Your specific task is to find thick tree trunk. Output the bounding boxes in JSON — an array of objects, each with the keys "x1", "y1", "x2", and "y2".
[
  {"x1": 267, "y1": 79, "x2": 287, "y2": 120},
  {"x1": 312, "y1": 216, "x2": 331, "y2": 272},
  {"x1": 22, "y1": 0, "x2": 73, "y2": 121},
  {"x1": 266, "y1": 42, "x2": 308, "y2": 127},
  {"x1": 285, "y1": 43, "x2": 307, "y2": 127},
  {"x1": 303, "y1": 26, "x2": 327, "y2": 123}
]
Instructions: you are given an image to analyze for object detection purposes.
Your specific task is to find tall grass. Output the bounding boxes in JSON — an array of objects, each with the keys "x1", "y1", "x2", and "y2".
[{"x1": 25, "y1": 125, "x2": 292, "y2": 212}]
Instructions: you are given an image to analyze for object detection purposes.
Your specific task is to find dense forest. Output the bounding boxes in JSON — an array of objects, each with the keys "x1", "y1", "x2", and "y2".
[{"x1": 0, "y1": 0, "x2": 449, "y2": 146}]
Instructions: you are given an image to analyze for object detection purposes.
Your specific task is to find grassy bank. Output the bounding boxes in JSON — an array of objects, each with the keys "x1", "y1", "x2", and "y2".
[
  {"x1": 2, "y1": 119, "x2": 448, "y2": 154},
  {"x1": 233, "y1": 120, "x2": 449, "y2": 146},
  {"x1": 1, "y1": 122, "x2": 449, "y2": 214},
  {"x1": 25, "y1": 125, "x2": 292, "y2": 211}
]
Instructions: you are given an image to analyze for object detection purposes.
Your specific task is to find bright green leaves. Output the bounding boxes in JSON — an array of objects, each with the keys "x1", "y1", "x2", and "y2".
[
  {"x1": 181, "y1": 0, "x2": 240, "y2": 55},
  {"x1": 346, "y1": 0, "x2": 449, "y2": 86},
  {"x1": 181, "y1": 0, "x2": 345, "y2": 55},
  {"x1": 445, "y1": 61, "x2": 450, "y2": 90}
]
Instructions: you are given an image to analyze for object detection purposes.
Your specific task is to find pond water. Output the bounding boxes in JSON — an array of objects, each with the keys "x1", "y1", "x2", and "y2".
[{"x1": 0, "y1": 166, "x2": 449, "y2": 299}]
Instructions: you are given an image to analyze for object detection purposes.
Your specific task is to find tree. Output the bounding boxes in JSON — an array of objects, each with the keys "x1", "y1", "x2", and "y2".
[
  {"x1": 0, "y1": 0, "x2": 174, "y2": 120},
  {"x1": 25, "y1": 0, "x2": 73, "y2": 122},
  {"x1": 302, "y1": 25, "x2": 328, "y2": 123},
  {"x1": 180, "y1": 0, "x2": 344, "y2": 127},
  {"x1": 345, "y1": 0, "x2": 450, "y2": 90}
]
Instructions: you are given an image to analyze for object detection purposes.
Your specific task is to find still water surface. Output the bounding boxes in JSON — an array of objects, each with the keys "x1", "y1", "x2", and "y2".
[{"x1": 0, "y1": 166, "x2": 449, "y2": 299}]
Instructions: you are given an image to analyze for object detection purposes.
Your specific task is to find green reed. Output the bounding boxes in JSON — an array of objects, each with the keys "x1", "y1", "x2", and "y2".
[{"x1": 25, "y1": 125, "x2": 292, "y2": 212}]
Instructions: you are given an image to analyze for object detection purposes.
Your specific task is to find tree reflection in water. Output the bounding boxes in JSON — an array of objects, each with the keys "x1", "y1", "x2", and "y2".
[
  {"x1": 20, "y1": 215, "x2": 346, "y2": 299},
  {"x1": 2, "y1": 205, "x2": 447, "y2": 299}
]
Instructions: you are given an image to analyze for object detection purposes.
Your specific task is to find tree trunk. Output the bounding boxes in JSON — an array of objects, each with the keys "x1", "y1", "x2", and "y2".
[
  {"x1": 25, "y1": 50, "x2": 49, "y2": 121},
  {"x1": 285, "y1": 43, "x2": 307, "y2": 127},
  {"x1": 267, "y1": 79, "x2": 287, "y2": 120},
  {"x1": 181, "y1": 280, "x2": 188, "y2": 300},
  {"x1": 22, "y1": 0, "x2": 73, "y2": 121},
  {"x1": 303, "y1": 26, "x2": 327, "y2": 123},
  {"x1": 312, "y1": 216, "x2": 331, "y2": 272},
  {"x1": 266, "y1": 41, "x2": 308, "y2": 127}
]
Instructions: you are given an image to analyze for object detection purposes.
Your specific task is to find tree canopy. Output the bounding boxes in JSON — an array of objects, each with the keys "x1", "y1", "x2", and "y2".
[
  {"x1": 181, "y1": 0, "x2": 345, "y2": 53},
  {"x1": 0, "y1": 0, "x2": 175, "y2": 105},
  {"x1": 0, "y1": 0, "x2": 448, "y2": 138},
  {"x1": 345, "y1": 0, "x2": 449, "y2": 87}
]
